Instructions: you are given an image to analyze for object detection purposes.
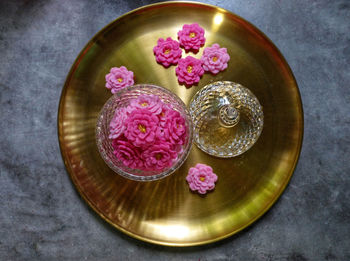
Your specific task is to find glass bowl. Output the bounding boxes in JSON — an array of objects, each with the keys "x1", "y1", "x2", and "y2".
[
  {"x1": 96, "y1": 84, "x2": 193, "y2": 181},
  {"x1": 189, "y1": 81, "x2": 263, "y2": 157}
]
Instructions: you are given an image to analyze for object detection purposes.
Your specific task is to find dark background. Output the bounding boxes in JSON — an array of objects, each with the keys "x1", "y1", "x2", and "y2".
[{"x1": 1, "y1": 0, "x2": 349, "y2": 260}]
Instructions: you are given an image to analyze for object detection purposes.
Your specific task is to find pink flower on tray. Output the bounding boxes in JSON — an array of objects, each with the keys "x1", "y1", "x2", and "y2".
[
  {"x1": 141, "y1": 141, "x2": 178, "y2": 171},
  {"x1": 201, "y1": 43, "x2": 230, "y2": 74},
  {"x1": 112, "y1": 139, "x2": 143, "y2": 169},
  {"x1": 105, "y1": 66, "x2": 134, "y2": 94},
  {"x1": 163, "y1": 109, "x2": 187, "y2": 145},
  {"x1": 177, "y1": 23, "x2": 206, "y2": 52},
  {"x1": 126, "y1": 95, "x2": 162, "y2": 115},
  {"x1": 153, "y1": 37, "x2": 182, "y2": 67},
  {"x1": 125, "y1": 108, "x2": 159, "y2": 147},
  {"x1": 186, "y1": 163, "x2": 218, "y2": 194},
  {"x1": 109, "y1": 108, "x2": 127, "y2": 139},
  {"x1": 175, "y1": 56, "x2": 204, "y2": 86}
]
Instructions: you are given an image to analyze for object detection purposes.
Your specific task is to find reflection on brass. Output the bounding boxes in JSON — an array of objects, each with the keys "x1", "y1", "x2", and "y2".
[{"x1": 58, "y1": 2, "x2": 303, "y2": 246}]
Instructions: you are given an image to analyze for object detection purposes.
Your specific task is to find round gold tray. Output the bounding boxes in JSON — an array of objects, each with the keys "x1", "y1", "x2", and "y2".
[{"x1": 58, "y1": 2, "x2": 303, "y2": 246}]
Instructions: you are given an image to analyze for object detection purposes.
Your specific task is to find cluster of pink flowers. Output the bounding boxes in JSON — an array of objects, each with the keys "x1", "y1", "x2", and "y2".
[
  {"x1": 153, "y1": 23, "x2": 230, "y2": 87},
  {"x1": 109, "y1": 95, "x2": 188, "y2": 171}
]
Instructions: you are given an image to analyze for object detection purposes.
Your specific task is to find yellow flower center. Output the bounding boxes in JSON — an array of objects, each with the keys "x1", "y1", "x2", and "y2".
[
  {"x1": 212, "y1": 56, "x2": 218, "y2": 62},
  {"x1": 164, "y1": 48, "x2": 171, "y2": 54},
  {"x1": 155, "y1": 153, "x2": 162, "y2": 160},
  {"x1": 199, "y1": 176, "x2": 206, "y2": 182},
  {"x1": 187, "y1": 65, "x2": 193, "y2": 73},
  {"x1": 140, "y1": 102, "x2": 148, "y2": 107},
  {"x1": 117, "y1": 78, "x2": 123, "y2": 83},
  {"x1": 189, "y1": 32, "x2": 196, "y2": 38},
  {"x1": 160, "y1": 112, "x2": 165, "y2": 117},
  {"x1": 138, "y1": 124, "x2": 146, "y2": 133}
]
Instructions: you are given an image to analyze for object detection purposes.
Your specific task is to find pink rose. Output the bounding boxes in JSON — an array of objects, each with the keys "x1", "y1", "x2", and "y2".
[
  {"x1": 141, "y1": 141, "x2": 178, "y2": 171},
  {"x1": 201, "y1": 43, "x2": 230, "y2": 74},
  {"x1": 109, "y1": 108, "x2": 127, "y2": 139},
  {"x1": 186, "y1": 163, "x2": 218, "y2": 194},
  {"x1": 105, "y1": 66, "x2": 134, "y2": 94},
  {"x1": 153, "y1": 37, "x2": 182, "y2": 67},
  {"x1": 175, "y1": 56, "x2": 204, "y2": 86},
  {"x1": 124, "y1": 108, "x2": 159, "y2": 147},
  {"x1": 177, "y1": 23, "x2": 206, "y2": 51},
  {"x1": 112, "y1": 138, "x2": 143, "y2": 169},
  {"x1": 163, "y1": 109, "x2": 187, "y2": 145},
  {"x1": 126, "y1": 95, "x2": 163, "y2": 115}
]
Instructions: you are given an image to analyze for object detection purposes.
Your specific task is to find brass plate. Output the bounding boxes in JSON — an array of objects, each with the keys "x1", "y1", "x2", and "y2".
[{"x1": 58, "y1": 2, "x2": 303, "y2": 246}]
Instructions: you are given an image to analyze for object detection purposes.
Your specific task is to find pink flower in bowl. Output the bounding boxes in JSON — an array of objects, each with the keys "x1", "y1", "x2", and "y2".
[
  {"x1": 112, "y1": 138, "x2": 143, "y2": 169},
  {"x1": 177, "y1": 23, "x2": 206, "y2": 52},
  {"x1": 126, "y1": 95, "x2": 162, "y2": 115},
  {"x1": 105, "y1": 66, "x2": 134, "y2": 94},
  {"x1": 153, "y1": 37, "x2": 182, "y2": 67},
  {"x1": 175, "y1": 56, "x2": 204, "y2": 86},
  {"x1": 109, "y1": 108, "x2": 127, "y2": 139},
  {"x1": 141, "y1": 141, "x2": 178, "y2": 171},
  {"x1": 201, "y1": 43, "x2": 230, "y2": 74},
  {"x1": 125, "y1": 108, "x2": 159, "y2": 147},
  {"x1": 186, "y1": 163, "x2": 218, "y2": 194},
  {"x1": 163, "y1": 109, "x2": 187, "y2": 145},
  {"x1": 158, "y1": 103, "x2": 172, "y2": 127}
]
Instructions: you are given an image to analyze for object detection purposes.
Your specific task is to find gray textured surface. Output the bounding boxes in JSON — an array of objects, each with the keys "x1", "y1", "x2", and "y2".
[{"x1": 1, "y1": 0, "x2": 349, "y2": 260}]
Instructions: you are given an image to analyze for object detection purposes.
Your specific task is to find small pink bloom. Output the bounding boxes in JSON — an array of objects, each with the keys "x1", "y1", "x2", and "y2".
[
  {"x1": 158, "y1": 104, "x2": 172, "y2": 127},
  {"x1": 112, "y1": 138, "x2": 143, "y2": 169},
  {"x1": 153, "y1": 37, "x2": 182, "y2": 67},
  {"x1": 109, "y1": 108, "x2": 127, "y2": 139},
  {"x1": 125, "y1": 108, "x2": 159, "y2": 147},
  {"x1": 177, "y1": 23, "x2": 205, "y2": 51},
  {"x1": 126, "y1": 95, "x2": 163, "y2": 115},
  {"x1": 201, "y1": 43, "x2": 230, "y2": 74},
  {"x1": 186, "y1": 163, "x2": 218, "y2": 194},
  {"x1": 141, "y1": 141, "x2": 178, "y2": 171},
  {"x1": 105, "y1": 66, "x2": 134, "y2": 94},
  {"x1": 163, "y1": 109, "x2": 187, "y2": 145},
  {"x1": 175, "y1": 56, "x2": 204, "y2": 86}
]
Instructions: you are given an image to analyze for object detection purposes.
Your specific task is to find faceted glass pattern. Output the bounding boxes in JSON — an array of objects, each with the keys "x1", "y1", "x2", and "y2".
[{"x1": 189, "y1": 81, "x2": 263, "y2": 157}]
